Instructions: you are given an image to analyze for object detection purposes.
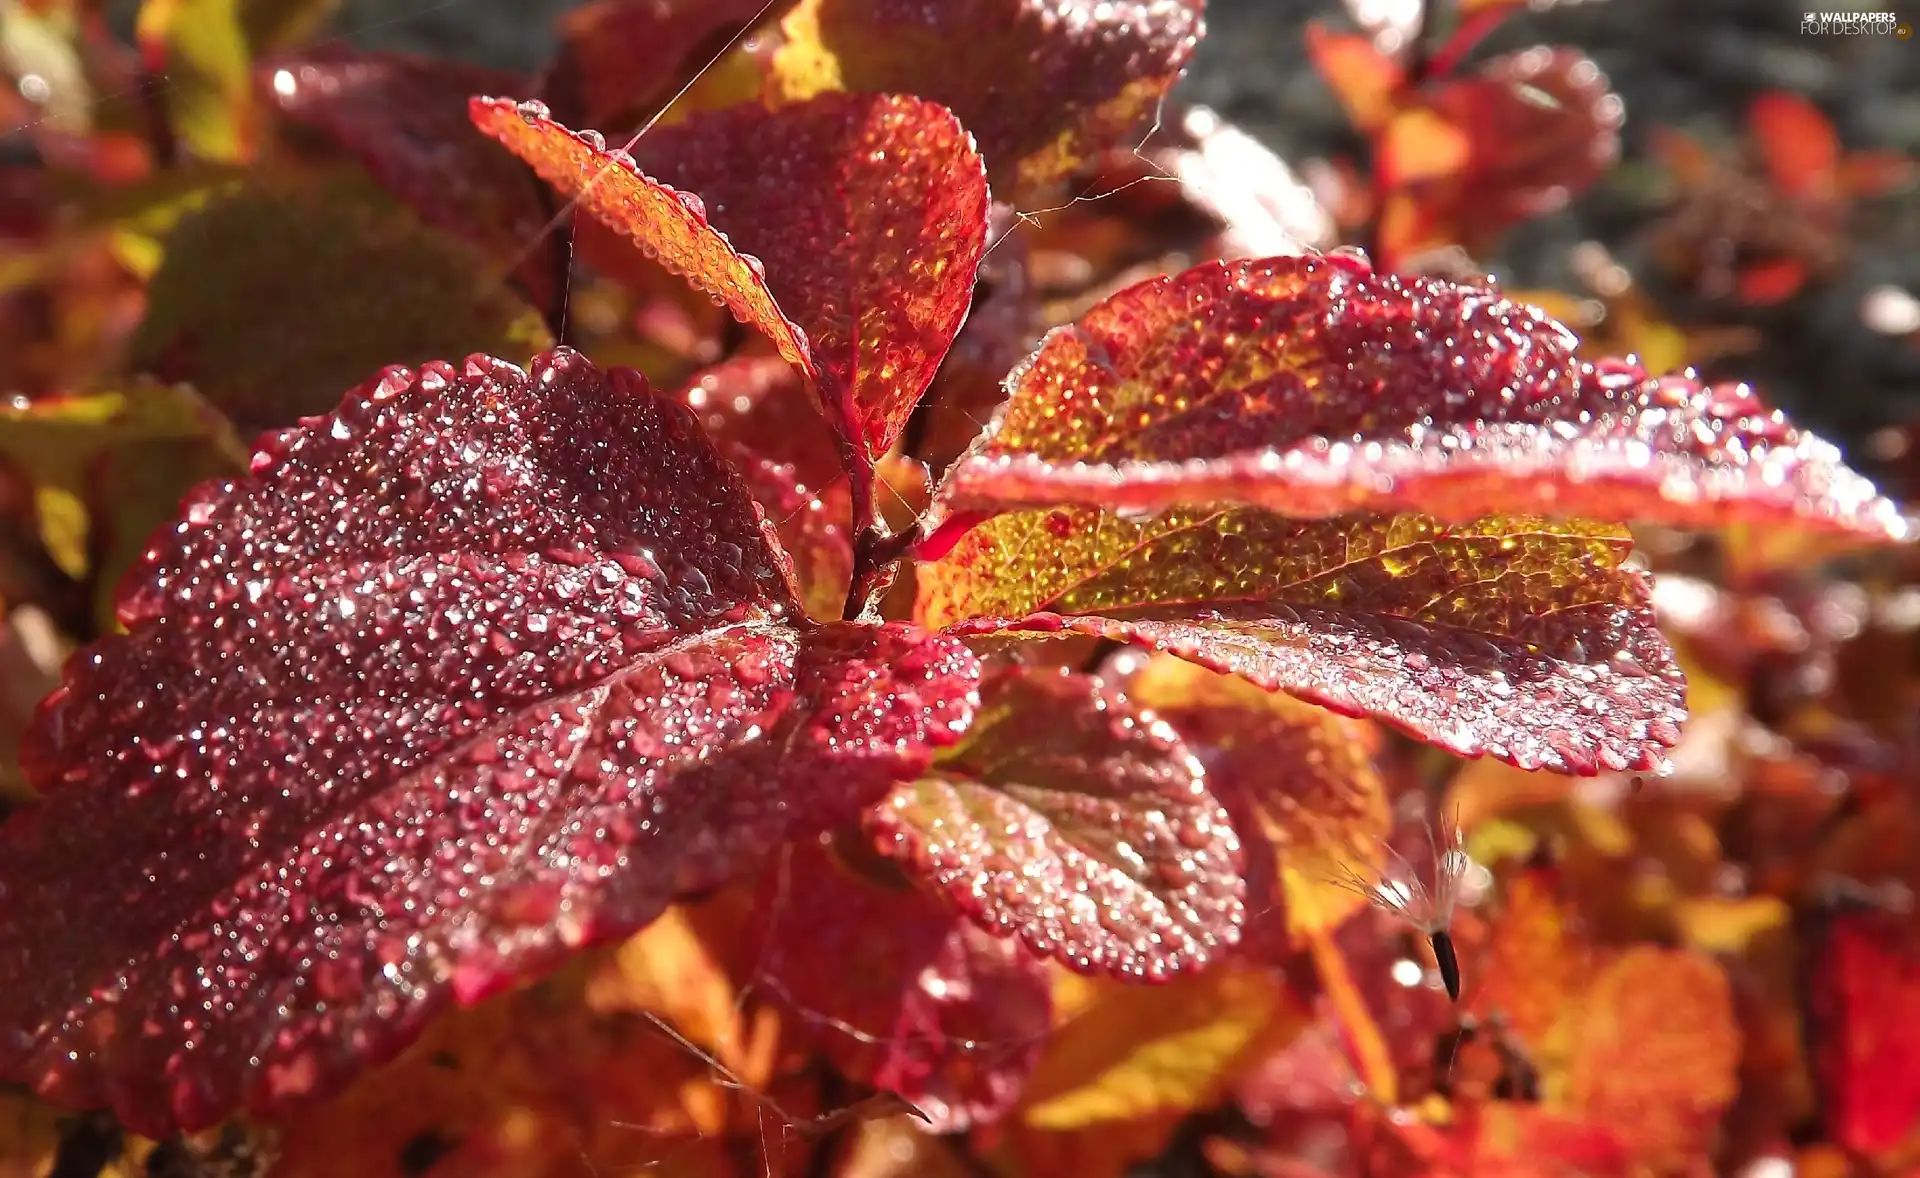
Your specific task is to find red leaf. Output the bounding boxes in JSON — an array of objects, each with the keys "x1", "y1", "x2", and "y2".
[
  {"x1": 1749, "y1": 90, "x2": 1840, "y2": 205},
  {"x1": 670, "y1": 356, "x2": 853, "y2": 620},
  {"x1": 1735, "y1": 257, "x2": 1810, "y2": 306},
  {"x1": 865, "y1": 664, "x2": 1246, "y2": 979},
  {"x1": 1808, "y1": 906, "x2": 1920, "y2": 1157},
  {"x1": 753, "y1": 844, "x2": 1052, "y2": 1132},
  {"x1": 0, "y1": 349, "x2": 983, "y2": 1137},
  {"x1": 473, "y1": 93, "x2": 989, "y2": 476},
  {"x1": 934, "y1": 254, "x2": 1908, "y2": 550},
  {"x1": 255, "y1": 47, "x2": 557, "y2": 310},
  {"x1": 1435, "y1": 48, "x2": 1622, "y2": 227}
]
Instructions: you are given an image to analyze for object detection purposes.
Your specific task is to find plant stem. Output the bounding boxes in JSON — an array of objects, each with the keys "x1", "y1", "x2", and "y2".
[{"x1": 843, "y1": 519, "x2": 922, "y2": 622}]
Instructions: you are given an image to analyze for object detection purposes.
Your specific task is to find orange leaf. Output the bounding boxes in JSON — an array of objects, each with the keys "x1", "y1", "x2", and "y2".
[
  {"x1": 584, "y1": 900, "x2": 780, "y2": 1089},
  {"x1": 274, "y1": 942, "x2": 843, "y2": 1178},
  {"x1": 768, "y1": 0, "x2": 1203, "y2": 197},
  {"x1": 469, "y1": 98, "x2": 814, "y2": 390},
  {"x1": 1467, "y1": 864, "x2": 1593, "y2": 1064},
  {"x1": 1453, "y1": 1101, "x2": 1634, "y2": 1178},
  {"x1": 837, "y1": 1117, "x2": 978, "y2": 1178},
  {"x1": 1375, "y1": 189, "x2": 1445, "y2": 269},
  {"x1": 993, "y1": 1110, "x2": 1185, "y2": 1178},
  {"x1": 1379, "y1": 107, "x2": 1472, "y2": 189},
  {"x1": 1306, "y1": 23, "x2": 1405, "y2": 136},
  {"x1": 1836, "y1": 149, "x2": 1917, "y2": 197},
  {"x1": 1567, "y1": 946, "x2": 1741, "y2": 1170}
]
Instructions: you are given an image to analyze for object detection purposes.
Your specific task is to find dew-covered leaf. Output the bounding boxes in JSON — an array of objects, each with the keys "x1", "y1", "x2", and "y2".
[
  {"x1": 864, "y1": 664, "x2": 1245, "y2": 979},
  {"x1": 126, "y1": 175, "x2": 552, "y2": 433},
  {"x1": 626, "y1": 94, "x2": 987, "y2": 467},
  {"x1": 1016, "y1": 966, "x2": 1304, "y2": 1130},
  {"x1": 0, "y1": 383, "x2": 250, "y2": 630},
  {"x1": 1808, "y1": 905, "x2": 1920, "y2": 1158},
  {"x1": 469, "y1": 98, "x2": 812, "y2": 385},
  {"x1": 918, "y1": 506, "x2": 1685, "y2": 774},
  {"x1": 670, "y1": 356, "x2": 852, "y2": 621},
  {"x1": 256, "y1": 46, "x2": 557, "y2": 309},
  {"x1": 768, "y1": 0, "x2": 1204, "y2": 198},
  {"x1": 1448, "y1": 49, "x2": 1622, "y2": 219},
  {"x1": 1123, "y1": 654, "x2": 1389, "y2": 944},
  {"x1": 474, "y1": 93, "x2": 988, "y2": 471},
  {"x1": 751, "y1": 844, "x2": 1051, "y2": 1132},
  {"x1": 0, "y1": 348, "x2": 982, "y2": 1137},
  {"x1": 935, "y1": 254, "x2": 1909, "y2": 553}
]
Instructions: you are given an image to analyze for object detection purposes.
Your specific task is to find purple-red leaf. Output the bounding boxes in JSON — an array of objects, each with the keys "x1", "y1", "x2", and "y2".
[
  {"x1": 256, "y1": 47, "x2": 556, "y2": 309},
  {"x1": 0, "y1": 349, "x2": 981, "y2": 1137},
  {"x1": 933, "y1": 254, "x2": 1909, "y2": 552},
  {"x1": 472, "y1": 93, "x2": 990, "y2": 478},
  {"x1": 671, "y1": 355, "x2": 853, "y2": 620},
  {"x1": 752, "y1": 844, "x2": 1052, "y2": 1132},
  {"x1": 917, "y1": 509, "x2": 1685, "y2": 774},
  {"x1": 865, "y1": 664, "x2": 1245, "y2": 979}
]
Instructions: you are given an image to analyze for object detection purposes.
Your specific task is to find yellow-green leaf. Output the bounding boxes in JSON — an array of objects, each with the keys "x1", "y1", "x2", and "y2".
[
  {"x1": 126, "y1": 174, "x2": 553, "y2": 433},
  {"x1": 1018, "y1": 965, "x2": 1303, "y2": 1129},
  {"x1": 135, "y1": 0, "x2": 339, "y2": 161},
  {"x1": 0, "y1": 383, "x2": 250, "y2": 631}
]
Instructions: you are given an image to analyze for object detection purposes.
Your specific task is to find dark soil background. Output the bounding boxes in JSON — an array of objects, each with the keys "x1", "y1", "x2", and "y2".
[{"x1": 325, "y1": 0, "x2": 1920, "y2": 469}]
